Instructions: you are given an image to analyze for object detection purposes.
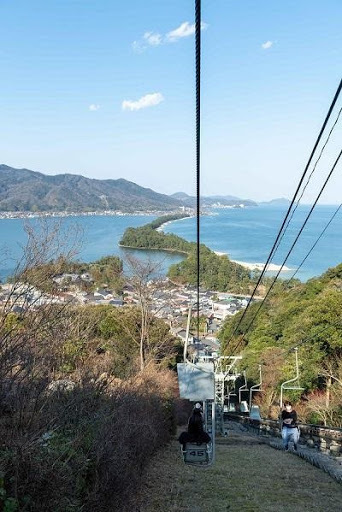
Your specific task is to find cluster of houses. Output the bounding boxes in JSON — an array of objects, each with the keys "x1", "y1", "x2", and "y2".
[
  {"x1": 151, "y1": 284, "x2": 250, "y2": 358},
  {"x1": 146, "y1": 283, "x2": 249, "y2": 323},
  {"x1": 0, "y1": 272, "x2": 124, "y2": 311},
  {"x1": 0, "y1": 271, "x2": 253, "y2": 358}
]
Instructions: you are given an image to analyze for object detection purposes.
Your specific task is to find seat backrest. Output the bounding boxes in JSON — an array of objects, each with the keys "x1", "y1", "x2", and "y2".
[
  {"x1": 184, "y1": 443, "x2": 208, "y2": 463},
  {"x1": 249, "y1": 405, "x2": 261, "y2": 421},
  {"x1": 240, "y1": 400, "x2": 249, "y2": 413}
]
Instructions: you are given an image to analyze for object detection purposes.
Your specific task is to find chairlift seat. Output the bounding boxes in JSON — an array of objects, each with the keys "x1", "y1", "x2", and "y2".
[
  {"x1": 249, "y1": 405, "x2": 262, "y2": 421},
  {"x1": 182, "y1": 443, "x2": 211, "y2": 466},
  {"x1": 240, "y1": 400, "x2": 249, "y2": 413}
]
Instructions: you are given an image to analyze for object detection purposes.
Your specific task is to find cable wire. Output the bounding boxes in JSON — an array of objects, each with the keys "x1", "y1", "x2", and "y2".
[
  {"x1": 289, "y1": 203, "x2": 342, "y2": 281},
  {"x1": 272, "y1": 107, "x2": 342, "y2": 258},
  {"x1": 195, "y1": 0, "x2": 201, "y2": 340},
  {"x1": 225, "y1": 78, "x2": 342, "y2": 349},
  {"x1": 243, "y1": 149, "x2": 342, "y2": 336}
]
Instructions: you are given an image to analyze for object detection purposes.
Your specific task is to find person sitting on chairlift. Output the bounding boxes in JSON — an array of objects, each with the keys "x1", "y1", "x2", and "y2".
[{"x1": 178, "y1": 403, "x2": 211, "y2": 450}]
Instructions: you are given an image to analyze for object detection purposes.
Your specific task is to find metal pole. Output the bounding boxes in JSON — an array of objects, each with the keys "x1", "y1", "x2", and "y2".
[
  {"x1": 211, "y1": 398, "x2": 216, "y2": 465},
  {"x1": 238, "y1": 370, "x2": 248, "y2": 403},
  {"x1": 280, "y1": 347, "x2": 302, "y2": 407},
  {"x1": 183, "y1": 304, "x2": 192, "y2": 362},
  {"x1": 295, "y1": 347, "x2": 299, "y2": 380},
  {"x1": 249, "y1": 365, "x2": 262, "y2": 410},
  {"x1": 203, "y1": 400, "x2": 207, "y2": 431}
]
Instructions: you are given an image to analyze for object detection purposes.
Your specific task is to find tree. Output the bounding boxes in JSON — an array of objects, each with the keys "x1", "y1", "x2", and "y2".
[{"x1": 124, "y1": 254, "x2": 176, "y2": 371}]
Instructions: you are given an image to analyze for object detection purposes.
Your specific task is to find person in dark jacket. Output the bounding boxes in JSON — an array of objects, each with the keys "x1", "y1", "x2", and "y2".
[
  {"x1": 281, "y1": 401, "x2": 299, "y2": 451},
  {"x1": 178, "y1": 403, "x2": 211, "y2": 450}
]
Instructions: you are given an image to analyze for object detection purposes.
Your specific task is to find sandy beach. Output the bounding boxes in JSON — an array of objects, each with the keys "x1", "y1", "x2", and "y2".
[
  {"x1": 156, "y1": 215, "x2": 195, "y2": 232},
  {"x1": 213, "y1": 251, "x2": 291, "y2": 272}
]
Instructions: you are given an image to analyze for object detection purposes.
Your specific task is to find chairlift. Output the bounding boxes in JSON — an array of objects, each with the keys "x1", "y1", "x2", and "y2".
[
  {"x1": 249, "y1": 365, "x2": 262, "y2": 411},
  {"x1": 238, "y1": 370, "x2": 249, "y2": 408},
  {"x1": 177, "y1": 304, "x2": 215, "y2": 467},
  {"x1": 280, "y1": 347, "x2": 304, "y2": 407},
  {"x1": 240, "y1": 400, "x2": 249, "y2": 413},
  {"x1": 176, "y1": 0, "x2": 214, "y2": 466},
  {"x1": 227, "y1": 390, "x2": 237, "y2": 412}
]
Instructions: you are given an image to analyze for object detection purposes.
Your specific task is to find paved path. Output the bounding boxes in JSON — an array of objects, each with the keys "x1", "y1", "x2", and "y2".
[{"x1": 136, "y1": 426, "x2": 342, "y2": 512}]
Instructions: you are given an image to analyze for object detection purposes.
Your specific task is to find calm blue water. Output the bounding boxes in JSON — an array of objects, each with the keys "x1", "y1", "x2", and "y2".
[
  {"x1": 0, "y1": 205, "x2": 341, "y2": 282},
  {"x1": 0, "y1": 215, "x2": 184, "y2": 281},
  {"x1": 162, "y1": 205, "x2": 342, "y2": 282}
]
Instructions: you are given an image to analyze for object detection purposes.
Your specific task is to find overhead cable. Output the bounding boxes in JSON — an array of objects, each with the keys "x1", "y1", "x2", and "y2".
[
  {"x1": 272, "y1": 107, "x2": 342, "y2": 258},
  {"x1": 226, "y1": 78, "x2": 342, "y2": 348},
  {"x1": 195, "y1": 0, "x2": 201, "y2": 340},
  {"x1": 243, "y1": 149, "x2": 342, "y2": 335},
  {"x1": 289, "y1": 203, "x2": 342, "y2": 281},
  {"x1": 225, "y1": 197, "x2": 342, "y2": 360}
]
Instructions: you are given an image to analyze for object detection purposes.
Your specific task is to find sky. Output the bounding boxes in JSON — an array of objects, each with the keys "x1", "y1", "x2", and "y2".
[{"x1": 0, "y1": 0, "x2": 341, "y2": 203}]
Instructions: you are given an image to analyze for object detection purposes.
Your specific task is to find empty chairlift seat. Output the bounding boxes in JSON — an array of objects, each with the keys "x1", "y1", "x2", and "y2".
[
  {"x1": 249, "y1": 405, "x2": 262, "y2": 432},
  {"x1": 240, "y1": 400, "x2": 249, "y2": 413},
  {"x1": 249, "y1": 405, "x2": 261, "y2": 421}
]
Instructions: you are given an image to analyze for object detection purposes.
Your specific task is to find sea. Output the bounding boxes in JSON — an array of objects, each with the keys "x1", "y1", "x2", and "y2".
[{"x1": 0, "y1": 204, "x2": 341, "y2": 283}]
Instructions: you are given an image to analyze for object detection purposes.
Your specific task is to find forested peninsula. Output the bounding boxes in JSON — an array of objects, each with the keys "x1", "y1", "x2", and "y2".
[{"x1": 120, "y1": 214, "x2": 254, "y2": 293}]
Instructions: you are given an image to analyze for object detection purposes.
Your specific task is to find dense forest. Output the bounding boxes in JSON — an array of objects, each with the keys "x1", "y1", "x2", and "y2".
[
  {"x1": 120, "y1": 215, "x2": 254, "y2": 293},
  {"x1": 120, "y1": 214, "x2": 193, "y2": 253},
  {"x1": 219, "y1": 264, "x2": 342, "y2": 426},
  {"x1": 168, "y1": 245, "x2": 253, "y2": 293}
]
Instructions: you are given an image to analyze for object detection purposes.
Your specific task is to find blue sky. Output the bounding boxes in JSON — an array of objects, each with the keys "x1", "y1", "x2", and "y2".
[{"x1": 1, "y1": 0, "x2": 341, "y2": 203}]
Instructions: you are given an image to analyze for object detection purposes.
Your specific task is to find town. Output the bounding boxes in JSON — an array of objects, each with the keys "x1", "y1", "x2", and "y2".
[{"x1": 0, "y1": 269, "x2": 255, "y2": 359}]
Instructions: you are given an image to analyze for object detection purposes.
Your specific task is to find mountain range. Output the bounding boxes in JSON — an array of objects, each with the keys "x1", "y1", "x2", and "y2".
[
  {"x1": 0, "y1": 165, "x2": 181, "y2": 212},
  {"x1": 0, "y1": 165, "x2": 287, "y2": 213}
]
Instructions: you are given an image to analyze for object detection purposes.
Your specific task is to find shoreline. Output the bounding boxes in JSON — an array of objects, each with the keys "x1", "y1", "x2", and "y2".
[
  {"x1": 0, "y1": 209, "x2": 192, "y2": 221},
  {"x1": 156, "y1": 214, "x2": 195, "y2": 232},
  {"x1": 118, "y1": 243, "x2": 188, "y2": 256},
  {"x1": 213, "y1": 251, "x2": 291, "y2": 272},
  {"x1": 158, "y1": 217, "x2": 292, "y2": 274}
]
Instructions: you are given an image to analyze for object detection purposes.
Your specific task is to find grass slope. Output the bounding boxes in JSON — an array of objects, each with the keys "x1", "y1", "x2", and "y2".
[{"x1": 135, "y1": 430, "x2": 342, "y2": 512}]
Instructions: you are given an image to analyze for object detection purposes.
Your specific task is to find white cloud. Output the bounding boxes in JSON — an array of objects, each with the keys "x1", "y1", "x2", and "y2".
[
  {"x1": 261, "y1": 40, "x2": 273, "y2": 50},
  {"x1": 131, "y1": 40, "x2": 145, "y2": 53},
  {"x1": 89, "y1": 104, "x2": 100, "y2": 111},
  {"x1": 132, "y1": 31, "x2": 162, "y2": 53},
  {"x1": 122, "y1": 92, "x2": 164, "y2": 112},
  {"x1": 132, "y1": 21, "x2": 208, "y2": 52},
  {"x1": 166, "y1": 21, "x2": 208, "y2": 42},
  {"x1": 143, "y1": 31, "x2": 162, "y2": 46}
]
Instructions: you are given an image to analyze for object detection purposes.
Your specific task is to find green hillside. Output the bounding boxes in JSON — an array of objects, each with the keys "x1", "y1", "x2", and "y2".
[
  {"x1": 219, "y1": 264, "x2": 342, "y2": 424},
  {"x1": 0, "y1": 164, "x2": 183, "y2": 212}
]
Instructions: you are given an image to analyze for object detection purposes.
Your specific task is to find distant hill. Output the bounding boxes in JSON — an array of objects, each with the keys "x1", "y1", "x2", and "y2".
[
  {"x1": 0, "y1": 165, "x2": 183, "y2": 212},
  {"x1": 170, "y1": 192, "x2": 257, "y2": 207},
  {"x1": 259, "y1": 198, "x2": 290, "y2": 206}
]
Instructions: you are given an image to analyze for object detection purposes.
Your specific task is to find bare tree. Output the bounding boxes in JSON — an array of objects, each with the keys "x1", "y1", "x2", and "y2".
[
  {"x1": 124, "y1": 253, "x2": 176, "y2": 371},
  {"x1": 0, "y1": 218, "x2": 83, "y2": 426}
]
